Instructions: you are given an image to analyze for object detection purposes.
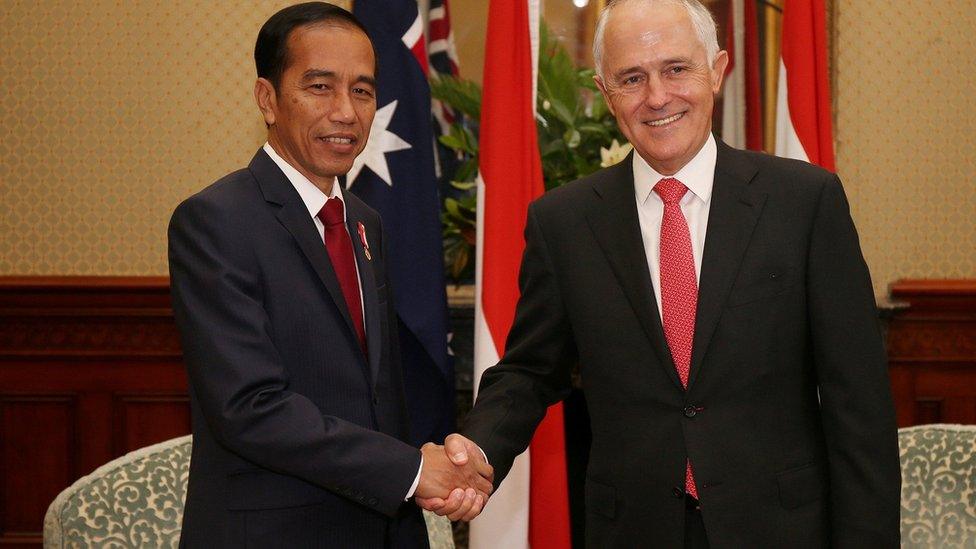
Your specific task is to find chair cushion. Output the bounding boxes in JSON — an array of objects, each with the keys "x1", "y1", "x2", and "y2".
[
  {"x1": 44, "y1": 436, "x2": 192, "y2": 548},
  {"x1": 899, "y1": 424, "x2": 976, "y2": 548}
]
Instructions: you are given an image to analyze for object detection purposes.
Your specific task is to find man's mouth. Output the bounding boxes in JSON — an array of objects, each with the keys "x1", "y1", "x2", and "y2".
[
  {"x1": 646, "y1": 112, "x2": 684, "y2": 127},
  {"x1": 320, "y1": 136, "x2": 355, "y2": 145}
]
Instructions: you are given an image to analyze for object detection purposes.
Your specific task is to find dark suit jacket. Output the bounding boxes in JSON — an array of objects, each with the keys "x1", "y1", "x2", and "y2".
[
  {"x1": 463, "y1": 141, "x2": 900, "y2": 548},
  {"x1": 168, "y1": 149, "x2": 428, "y2": 548}
]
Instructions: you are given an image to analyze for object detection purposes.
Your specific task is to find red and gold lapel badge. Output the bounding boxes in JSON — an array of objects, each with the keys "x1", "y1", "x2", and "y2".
[{"x1": 357, "y1": 222, "x2": 372, "y2": 261}]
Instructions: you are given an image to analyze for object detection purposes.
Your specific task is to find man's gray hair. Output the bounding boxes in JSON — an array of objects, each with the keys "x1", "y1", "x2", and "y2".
[{"x1": 593, "y1": 0, "x2": 720, "y2": 78}]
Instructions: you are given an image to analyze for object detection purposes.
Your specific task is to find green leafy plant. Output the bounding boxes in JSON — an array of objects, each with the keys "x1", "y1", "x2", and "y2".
[{"x1": 432, "y1": 24, "x2": 627, "y2": 282}]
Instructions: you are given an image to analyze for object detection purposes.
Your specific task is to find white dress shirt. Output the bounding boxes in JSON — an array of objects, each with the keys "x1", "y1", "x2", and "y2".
[
  {"x1": 632, "y1": 134, "x2": 717, "y2": 320},
  {"x1": 263, "y1": 143, "x2": 423, "y2": 501}
]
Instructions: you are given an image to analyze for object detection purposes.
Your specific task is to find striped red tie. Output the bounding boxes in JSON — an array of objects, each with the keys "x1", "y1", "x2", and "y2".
[{"x1": 654, "y1": 177, "x2": 699, "y2": 499}]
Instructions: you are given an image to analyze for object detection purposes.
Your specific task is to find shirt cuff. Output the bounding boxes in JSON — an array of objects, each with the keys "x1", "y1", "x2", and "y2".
[{"x1": 405, "y1": 456, "x2": 422, "y2": 500}]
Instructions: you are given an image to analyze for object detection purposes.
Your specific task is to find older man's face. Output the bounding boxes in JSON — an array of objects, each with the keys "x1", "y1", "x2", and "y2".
[{"x1": 595, "y1": 2, "x2": 727, "y2": 175}]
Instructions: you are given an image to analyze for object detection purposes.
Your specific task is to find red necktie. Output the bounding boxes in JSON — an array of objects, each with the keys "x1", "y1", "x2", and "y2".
[
  {"x1": 318, "y1": 198, "x2": 367, "y2": 355},
  {"x1": 654, "y1": 177, "x2": 699, "y2": 499}
]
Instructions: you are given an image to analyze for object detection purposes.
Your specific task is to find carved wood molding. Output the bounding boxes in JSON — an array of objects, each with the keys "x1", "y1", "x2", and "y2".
[
  {"x1": 888, "y1": 322, "x2": 976, "y2": 360},
  {"x1": 0, "y1": 276, "x2": 181, "y2": 357},
  {"x1": 887, "y1": 279, "x2": 976, "y2": 361}
]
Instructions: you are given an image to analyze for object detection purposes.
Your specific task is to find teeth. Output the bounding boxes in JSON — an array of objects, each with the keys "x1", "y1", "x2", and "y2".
[
  {"x1": 648, "y1": 113, "x2": 683, "y2": 127},
  {"x1": 323, "y1": 137, "x2": 353, "y2": 144}
]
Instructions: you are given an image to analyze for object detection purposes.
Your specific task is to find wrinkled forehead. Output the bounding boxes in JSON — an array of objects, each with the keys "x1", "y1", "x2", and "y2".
[{"x1": 602, "y1": 4, "x2": 704, "y2": 71}]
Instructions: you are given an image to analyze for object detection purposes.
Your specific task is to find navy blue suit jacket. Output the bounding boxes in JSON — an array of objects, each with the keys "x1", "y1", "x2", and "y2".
[{"x1": 169, "y1": 149, "x2": 428, "y2": 548}]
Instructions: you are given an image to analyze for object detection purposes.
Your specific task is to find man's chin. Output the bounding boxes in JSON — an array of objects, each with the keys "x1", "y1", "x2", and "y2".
[{"x1": 310, "y1": 161, "x2": 354, "y2": 180}]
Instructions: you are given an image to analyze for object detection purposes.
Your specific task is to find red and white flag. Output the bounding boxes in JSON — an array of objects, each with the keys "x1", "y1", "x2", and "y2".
[
  {"x1": 775, "y1": 0, "x2": 835, "y2": 170},
  {"x1": 427, "y1": 0, "x2": 461, "y2": 135},
  {"x1": 721, "y1": 0, "x2": 763, "y2": 151},
  {"x1": 470, "y1": 0, "x2": 571, "y2": 548}
]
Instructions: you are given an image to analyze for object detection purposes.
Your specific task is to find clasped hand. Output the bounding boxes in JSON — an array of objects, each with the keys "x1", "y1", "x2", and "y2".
[{"x1": 414, "y1": 434, "x2": 493, "y2": 522}]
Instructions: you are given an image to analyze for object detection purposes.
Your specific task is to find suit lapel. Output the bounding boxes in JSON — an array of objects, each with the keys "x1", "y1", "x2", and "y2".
[
  {"x1": 586, "y1": 155, "x2": 683, "y2": 390},
  {"x1": 343, "y1": 194, "x2": 382, "y2": 386},
  {"x1": 249, "y1": 150, "x2": 368, "y2": 370},
  {"x1": 688, "y1": 142, "x2": 765, "y2": 388}
]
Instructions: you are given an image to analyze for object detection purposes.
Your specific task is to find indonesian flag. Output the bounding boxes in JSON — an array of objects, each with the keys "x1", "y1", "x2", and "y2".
[
  {"x1": 775, "y1": 0, "x2": 835, "y2": 170},
  {"x1": 470, "y1": 0, "x2": 571, "y2": 548},
  {"x1": 721, "y1": 0, "x2": 763, "y2": 151}
]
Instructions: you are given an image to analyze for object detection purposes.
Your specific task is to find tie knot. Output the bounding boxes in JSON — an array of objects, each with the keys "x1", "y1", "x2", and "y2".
[
  {"x1": 654, "y1": 178, "x2": 688, "y2": 205},
  {"x1": 318, "y1": 198, "x2": 345, "y2": 227}
]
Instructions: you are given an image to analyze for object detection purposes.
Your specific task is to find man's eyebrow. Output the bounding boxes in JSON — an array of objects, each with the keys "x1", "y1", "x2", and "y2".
[
  {"x1": 613, "y1": 66, "x2": 646, "y2": 79},
  {"x1": 301, "y1": 69, "x2": 375, "y2": 88},
  {"x1": 354, "y1": 75, "x2": 377, "y2": 88},
  {"x1": 613, "y1": 56, "x2": 695, "y2": 78}
]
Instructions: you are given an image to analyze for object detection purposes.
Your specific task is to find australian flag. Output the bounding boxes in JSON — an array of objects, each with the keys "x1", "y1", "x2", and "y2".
[{"x1": 349, "y1": 0, "x2": 453, "y2": 447}]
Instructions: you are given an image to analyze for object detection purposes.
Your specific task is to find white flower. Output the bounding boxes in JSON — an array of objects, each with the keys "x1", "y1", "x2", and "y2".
[{"x1": 599, "y1": 139, "x2": 633, "y2": 167}]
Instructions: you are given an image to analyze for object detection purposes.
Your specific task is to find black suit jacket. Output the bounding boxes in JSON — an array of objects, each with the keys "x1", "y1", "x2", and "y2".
[
  {"x1": 168, "y1": 149, "x2": 428, "y2": 548},
  {"x1": 463, "y1": 141, "x2": 900, "y2": 548}
]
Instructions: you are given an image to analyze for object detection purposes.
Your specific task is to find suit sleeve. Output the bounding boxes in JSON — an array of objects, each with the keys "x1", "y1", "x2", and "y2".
[
  {"x1": 462, "y1": 203, "x2": 577, "y2": 485},
  {"x1": 167, "y1": 196, "x2": 420, "y2": 517},
  {"x1": 806, "y1": 175, "x2": 901, "y2": 547}
]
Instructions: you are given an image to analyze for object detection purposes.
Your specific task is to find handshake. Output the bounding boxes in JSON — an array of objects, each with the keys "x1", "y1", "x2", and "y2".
[{"x1": 414, "y1": 434, "x2": 494, "y2": 522}]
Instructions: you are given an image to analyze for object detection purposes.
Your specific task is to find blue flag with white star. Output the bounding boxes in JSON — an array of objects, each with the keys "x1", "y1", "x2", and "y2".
[{"x1": 349, "y1": 0, "x2": 453, "y2": 446}]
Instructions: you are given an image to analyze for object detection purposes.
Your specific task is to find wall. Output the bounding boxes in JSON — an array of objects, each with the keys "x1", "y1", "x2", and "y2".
[
  {"x1": 0, "y1": 0, "x2": 347, "y2": 274},
  {"x1": 0, "y1": 0, "x2": 973, "y2": 295},
  {"x1": 834, "y1": 0, "x2": 976, "y2": 294}
]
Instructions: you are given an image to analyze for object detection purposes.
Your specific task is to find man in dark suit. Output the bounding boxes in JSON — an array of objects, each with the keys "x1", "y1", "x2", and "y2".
[
  {"x1": 420, "y1": 0, "x2": 900, "y2": 546},
  {"x1": 168, "y1": 4, "x2": 490, "y2": 547}
]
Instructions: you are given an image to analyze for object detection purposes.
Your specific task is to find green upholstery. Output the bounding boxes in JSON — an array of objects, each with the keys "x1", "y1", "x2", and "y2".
[
  {"x1": 52, "y1": 425, "x2": 974, "y2": 548},
  {"x1": 899, "y1": 424, "x2": 976, "y2": 548},
  {"x1": 44, "y1": 435, "x2": 454, "y2": 548},
  {"x1": 43, "y1": 435, "x2": 191, "y2": 548}
]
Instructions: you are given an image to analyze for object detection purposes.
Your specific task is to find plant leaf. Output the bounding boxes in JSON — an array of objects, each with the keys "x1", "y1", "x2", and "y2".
[{"x1": 429, "y1": 75, "x2": 482, "y2": 120}]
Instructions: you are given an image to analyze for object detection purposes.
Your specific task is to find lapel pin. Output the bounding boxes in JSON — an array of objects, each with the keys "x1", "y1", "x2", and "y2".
[{"x1": 357, "y1": 222, "x2": 372, "y2": 261}]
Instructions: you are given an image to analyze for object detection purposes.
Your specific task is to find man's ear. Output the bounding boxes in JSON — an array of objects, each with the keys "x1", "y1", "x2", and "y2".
[
  {"x1": 594, "y1": 74, "x2": 616, "y2": 117},
  {"x1": 710, "y1": 50, "x2": 730, "y2": 94},
  {"x1": 254, "y1": 77, "x2": 277, "y2": 126}
]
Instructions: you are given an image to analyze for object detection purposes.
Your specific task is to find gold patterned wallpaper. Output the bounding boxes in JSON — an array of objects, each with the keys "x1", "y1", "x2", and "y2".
[
  {"x1": 834, "y1": 0, "x2": 976, "y2": 293},
  {"x1": 0, "y1": 0, "x2": 346, "y2": 274},
  {"x1": 1, "y1": 0, "x2": 974, "y2": 297}
]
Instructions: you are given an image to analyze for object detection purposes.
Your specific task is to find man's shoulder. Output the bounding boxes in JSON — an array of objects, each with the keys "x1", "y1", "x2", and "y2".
[
  {"x1": 185, "y1": 167, "x2": 260, "y2": 207},
  {"x1": 722, "y1": 145, "x2": 835, "y2": 184},
  {"x1": 170, "y1": 166, "x2": 265, "y2": 229},
  {"x1": 532, "y1": 160, "x2": 626, "y2": 212}
]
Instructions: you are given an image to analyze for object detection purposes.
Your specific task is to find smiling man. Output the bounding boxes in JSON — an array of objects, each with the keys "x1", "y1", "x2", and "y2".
[
  {"x1": 422, "y1": 0, "x2": 900, "y2": 546},
  {"x1": 168, "y1": 3, "x2": 491, "y2": 547}
]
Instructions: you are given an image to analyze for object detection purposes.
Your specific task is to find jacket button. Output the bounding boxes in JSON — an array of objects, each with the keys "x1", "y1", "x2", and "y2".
[
  {"x1": 368, "y1": 497, "x2": 378, "y2": 506},
  {"x1": 684, "y1": 405, "x2": 698, "y2": 418},
  {"x1": 672, "y1": 487, "x2": 684, "y2": 498}
]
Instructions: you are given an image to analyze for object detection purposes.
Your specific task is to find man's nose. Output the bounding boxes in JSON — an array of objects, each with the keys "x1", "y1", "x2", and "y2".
[
  {"x1": 329, "y1": 91, "x2": 356, "y2": 124},
  {"x1": 642, "y1": 77, "x2": 671, "y2": 110}
]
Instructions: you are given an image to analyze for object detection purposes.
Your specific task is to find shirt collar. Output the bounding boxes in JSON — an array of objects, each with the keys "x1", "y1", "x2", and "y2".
[
  {"x1": 632, "y1": 133, "x2": 717, "y2": 205},
  {"x1": 263, "y1": 142, "x2": 343, "y2": 221}
]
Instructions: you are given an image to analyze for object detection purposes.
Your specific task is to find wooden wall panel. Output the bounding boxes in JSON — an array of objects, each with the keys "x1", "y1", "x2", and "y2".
[
  {"x1": 0, "y1": 395, "x2": 76, "y2": 546},
  {"x1": 0, "y1": 276, "x2": 971, "y2": 546},
  {"x1": 113, "y1": 394, "x2": 191, "y2": 455},
  {"x1": 887, "y1": 279, "x2": 976, "y2": 426},
  {"x1": 0, "y1": 277, "x2": 189, "y2": 547}
]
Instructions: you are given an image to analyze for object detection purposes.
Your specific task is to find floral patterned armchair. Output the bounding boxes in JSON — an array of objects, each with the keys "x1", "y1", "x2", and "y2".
[
  {"x1": 899, "y1": 424, "x2": 976, "y2": 548},
  {"x1": 43, "y1": 435, "x2": 454, "y2": 548}
]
